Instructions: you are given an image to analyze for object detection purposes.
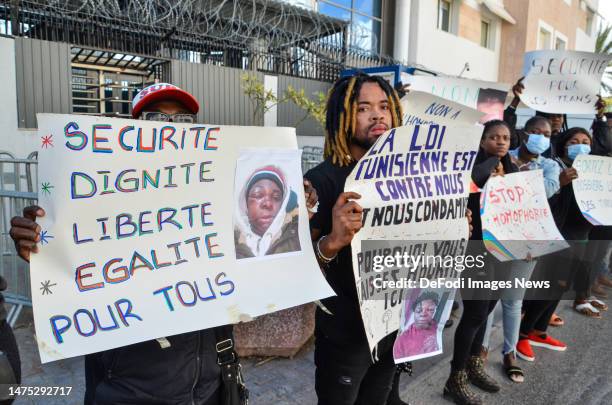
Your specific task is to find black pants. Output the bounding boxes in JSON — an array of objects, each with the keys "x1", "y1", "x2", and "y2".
[
  {"x1": 520, "y1": 299, "x2": 559, "y2": 334},
  {"x1": 315, "y1": 333, "x2": 396, "y2": 405},
  {"x1": 0, "y1": 321, "x2": 19, "y2": 384},
  {"x1": 451, "y1": 299, "x2": 497, "y2": 372}
]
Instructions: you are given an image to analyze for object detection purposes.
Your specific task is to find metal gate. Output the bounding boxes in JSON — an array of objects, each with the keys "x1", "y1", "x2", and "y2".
[{"x1": 0, "y1": 152, "x2": 38, "y2": 326}]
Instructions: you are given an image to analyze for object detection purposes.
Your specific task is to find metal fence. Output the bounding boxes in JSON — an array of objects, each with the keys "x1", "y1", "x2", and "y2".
[
  {"x1": 301, "y1": 146, "x2": 324, "y2": 173},
  {"x1": 0, "y1": 0, "x2": 399, "y2": 83},
  {"x1": 0, "y1": 152, "x2": 37, "y2": 326}
]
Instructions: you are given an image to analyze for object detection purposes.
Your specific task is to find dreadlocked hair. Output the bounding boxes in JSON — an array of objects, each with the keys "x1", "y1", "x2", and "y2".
[{"x1": 324, "y1": 73, "x2": 403, "y2": 167}]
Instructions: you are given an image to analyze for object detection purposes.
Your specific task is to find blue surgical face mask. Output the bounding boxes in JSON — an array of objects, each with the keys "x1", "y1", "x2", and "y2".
[
  {"x1": 567, "y1": 144, "x2": 591, "y2": 160},
  {"x1": 525, "y1": 133, "x2": 550, "y2": 155}
]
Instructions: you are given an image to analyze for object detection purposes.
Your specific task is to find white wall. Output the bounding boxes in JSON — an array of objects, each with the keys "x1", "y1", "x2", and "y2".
[
  {"x1": 0, "y1": 36, "x2": 38, "y2": 158},
  {"x1": 409, "y1": 0, "x2": 501, "y2": 82},
  {"x1": 575, "y1": 28, "x2": 596, "y2": 52}
]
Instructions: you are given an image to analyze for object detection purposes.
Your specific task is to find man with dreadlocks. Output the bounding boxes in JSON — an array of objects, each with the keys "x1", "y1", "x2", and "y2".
[{"x1": 304, "y1": 73, "x2": 405, "y2": 405}]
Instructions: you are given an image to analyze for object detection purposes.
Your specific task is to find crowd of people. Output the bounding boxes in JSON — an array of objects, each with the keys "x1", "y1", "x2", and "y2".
[
  {"x1": 5, "y1": 69, "x2": 612, "y2": 405},
  {"x1": 442, "y1": 75, "x2": 612, "y2": 404}
]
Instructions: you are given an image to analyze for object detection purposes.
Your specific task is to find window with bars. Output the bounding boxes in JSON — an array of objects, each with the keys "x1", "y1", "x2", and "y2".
[{"x1": 70, "y1": 48, "x2": 167, "y2": 117}]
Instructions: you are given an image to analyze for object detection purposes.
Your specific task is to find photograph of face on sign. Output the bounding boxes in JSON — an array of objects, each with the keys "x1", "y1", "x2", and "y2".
[
  {"x1": 477, "y1": 88, "x2": 507, "y2": 123},
  {"x1": 393, "y1": 288, "x2": 455, "y2": 362},
  {"x1": 233, "y1": 149, "x2": 303, "y2": 261}
]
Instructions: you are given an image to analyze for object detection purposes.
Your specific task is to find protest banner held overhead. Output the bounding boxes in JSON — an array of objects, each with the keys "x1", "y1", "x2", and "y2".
[
  {"x1": 401, "y1": 74, "x2": 510, "y2": 123},
  {"x1": 480, "y1": 170, "x2": 568, "y2": 261},
  {"x1": 573, "y1": 154, "x2": 612, "y2": 226},
  {"x1": 30, "y1": 114, "x2": 334, "y2": 363},
  {"x1": 520, "y1": 50, "x2": 611, "y2": 114},
  {"x1": 344, "y1": 102, "x2": 483, "y2": 353},
  {"x1": 401, "y1": 91, "x2": 485, "y2": 127}
]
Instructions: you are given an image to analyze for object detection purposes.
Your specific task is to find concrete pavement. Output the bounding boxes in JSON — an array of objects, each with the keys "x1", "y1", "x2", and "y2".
[{"x1": 12, "y1": 300, "x2": 612, "y2": 405}]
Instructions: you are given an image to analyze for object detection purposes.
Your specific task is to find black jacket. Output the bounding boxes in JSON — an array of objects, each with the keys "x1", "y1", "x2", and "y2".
[
  {"x1": 468, "y1": 151, "x2": 518, "y2": 241},
  {"x1": 85, "y1": 326, "x2": 228, "y2": 405},
  {"x1": 503, "y1": 106, "x2": 521, "y2": 150},
  {"x1": 591, "y1": 118, "x2": 612, "y2": 157},
  {"x1": 548, "y1": 157, "x2": 593, "y2": 241},
  {"x1": 305, "y1": 159, "x2": 366, "y2": 345},
  {"x1": 589, "y1": 118, "x2": 612, "y2": 240}
]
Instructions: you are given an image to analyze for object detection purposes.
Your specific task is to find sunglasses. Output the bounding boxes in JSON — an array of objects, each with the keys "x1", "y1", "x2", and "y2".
[{"x1": 142, "y1": 111, "x2": 197, "y2": 123}]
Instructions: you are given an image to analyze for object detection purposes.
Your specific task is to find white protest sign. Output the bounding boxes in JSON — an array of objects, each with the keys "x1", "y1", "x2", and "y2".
[
  {"x1": 480, "y1": 170, "x2": 568, "y2": 261},
  {"x1": 393, "y1": 287, "x2": 455, "y2": 362},
  {"x1": 401, "y1": 91, "x2": 485, "y2": 127},
  {"x1": 573, "y1": 154, "x2": 612, "y2": 225},
  {"x1": 344, "y1": 116, "x2": 482, "y2": 352},
  {"x1": 402, "y1": 74, "x2": 510, "y2": 123},
  {"x1": 520, "y1": 50, "x2": 611, "y2": 114},
  {"x1": 31, "y1": 114, "x2": 334, "y2": 363}
]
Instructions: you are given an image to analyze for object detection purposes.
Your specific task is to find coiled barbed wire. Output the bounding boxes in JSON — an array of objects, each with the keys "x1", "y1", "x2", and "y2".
[{"x1": 33, "y1": 0, "x2": 379, "y2": 51}]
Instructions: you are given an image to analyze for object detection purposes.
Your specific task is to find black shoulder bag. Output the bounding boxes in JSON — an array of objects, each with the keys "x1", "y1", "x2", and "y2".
[{"x1": 215, "y1": 326, "x2": 249, "y2": 405}]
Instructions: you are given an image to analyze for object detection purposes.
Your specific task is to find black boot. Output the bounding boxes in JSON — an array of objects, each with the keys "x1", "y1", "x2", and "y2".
[
  {"x1": 443, "y1": 370, "x2": 483, "y2": 405},
  {"x1": 466, "y1": 355, "x2": 500, "y2": 393},
  {"x1": 386, "y1": 369, "x2": 410, "y2": 405}
]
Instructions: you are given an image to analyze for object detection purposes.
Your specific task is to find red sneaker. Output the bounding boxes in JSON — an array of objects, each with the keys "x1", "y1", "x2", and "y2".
[
  {"x1": 527, "y1": 333, "x2": 567, "y2": 351},
  {"x1": 516, "y1": 338, "x2": 535, "y2": 361}
]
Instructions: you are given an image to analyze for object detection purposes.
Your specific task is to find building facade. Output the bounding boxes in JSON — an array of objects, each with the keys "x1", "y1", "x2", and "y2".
[
  {"x1": 300, "y1": 0, "x2": 603, "y2": 83},
  {"x1": 498, "y1": 0, "x2": 601, "y2": 83},
  {"x1": 0, "y1": 0, "x2": 607, "y2": 157},
  {"x1": 0, "y1": 0, "x2": 400, "y2": 156},
  {"x1": 292, "y1": 0, "x2": 515, "y2": 81},
  {"x1": 394, "y1": 0, "x2": 514, "y2": 81}
]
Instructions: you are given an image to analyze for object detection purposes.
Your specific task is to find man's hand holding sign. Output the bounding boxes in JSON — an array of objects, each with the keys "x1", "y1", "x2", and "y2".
[{"x1": 10, "y1": 110, "x2": 333, "y2": 363}]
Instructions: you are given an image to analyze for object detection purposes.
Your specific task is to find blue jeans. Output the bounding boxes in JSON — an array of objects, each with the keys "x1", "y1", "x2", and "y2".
[{"x1": 482, "y1": 260, "x2": 536, "y2": 355}]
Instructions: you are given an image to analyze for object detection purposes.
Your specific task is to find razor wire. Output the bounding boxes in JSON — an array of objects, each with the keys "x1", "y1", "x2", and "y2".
[{"x1": 34, "y1": 0, "x2": 361, "y2": 51}]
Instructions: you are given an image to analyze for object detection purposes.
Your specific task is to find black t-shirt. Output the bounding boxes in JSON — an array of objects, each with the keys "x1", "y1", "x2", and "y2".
[{"x1": 305, "y1": 158, "x2": 369, "y2": 345}]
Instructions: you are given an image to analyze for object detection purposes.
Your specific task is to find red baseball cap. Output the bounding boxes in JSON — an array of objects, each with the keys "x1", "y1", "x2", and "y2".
[{"x1": 131, "y1": 83, "x2": 199, "y2": 118}]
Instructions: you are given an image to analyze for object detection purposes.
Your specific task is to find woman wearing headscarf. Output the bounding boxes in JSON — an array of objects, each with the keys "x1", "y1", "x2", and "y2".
[{"x1": 234, "y1": 165, "x2": 301, "y2": 259}]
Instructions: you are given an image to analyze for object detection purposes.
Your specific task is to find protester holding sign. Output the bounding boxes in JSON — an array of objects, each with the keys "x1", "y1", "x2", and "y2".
[
  {"x1": 503, "y1": 77, "x2": 568, "y2": 155},
  {"x1": 520, "y1": 50, "x2": 611, "y2": 115},
  {"x1": 10, "y1": 80, "x2": 327, "y2": 404},
  {"x1": 587, "y1": 98, "x2": 612, "y2": 299},
  {"x1": 445, "y1": 120, "x2": 517, "y2": 405},
  {"x1": 516, "y1": 127, "x2": 598, "y2": 362},
  {"x1": 509, "y1": 116, "x2": 561, "y2": 197},
  {"x1": 19, "y1": 83, "x2": 265, "y2": 405},
  {"x1": 10, "y1": 83, "x2": 244, "y2": 405},
  {"x1": 480, "y1": 116, "x2": 562, "y2": 383},
  {"x1": 304, "y1": 73, "x2": 407, "y2": 405},
  {"x1": 536, "y1": 112, "x2": 568, "y2": 148},
  {"x1": 551, "y1": 129, "x2": 606, "y2": 313}
]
